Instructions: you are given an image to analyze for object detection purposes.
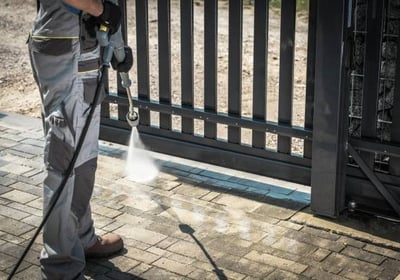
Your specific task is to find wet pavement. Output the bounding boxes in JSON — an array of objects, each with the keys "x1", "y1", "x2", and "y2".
[{"x1": 0, "y1": 111, "x2": 399, "y2": 280}]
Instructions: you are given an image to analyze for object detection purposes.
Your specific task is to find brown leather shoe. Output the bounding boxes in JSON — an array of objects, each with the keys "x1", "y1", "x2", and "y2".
[{"x1": 85, "y1": 233, "x2": 124, "y2": 258}]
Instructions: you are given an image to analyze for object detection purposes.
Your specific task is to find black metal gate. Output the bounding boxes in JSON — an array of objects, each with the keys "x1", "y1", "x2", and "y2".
[
  {"x1": 100, "y1": 0, "x2": 400, "y2": 219},
  {"x1": 100, "y1": 0, "x2": 315, "y2": 185},
  {"x1": 311, "y1": 0, "x2": 400, "y2": 218}
]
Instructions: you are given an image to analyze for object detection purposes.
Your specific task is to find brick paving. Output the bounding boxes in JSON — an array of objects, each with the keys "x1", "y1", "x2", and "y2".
[{"x1": 0, "y1": 112, "x2": 400, "y2": 280}]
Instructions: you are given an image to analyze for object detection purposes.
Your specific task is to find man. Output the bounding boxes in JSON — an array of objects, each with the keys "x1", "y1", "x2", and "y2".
[{"x1": 28, "y1": 0, "x2": 132, "y2": 278}]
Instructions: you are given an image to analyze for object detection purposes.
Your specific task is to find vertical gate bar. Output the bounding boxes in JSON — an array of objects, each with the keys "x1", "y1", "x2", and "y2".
[
  {"x1": 181, "y1": 0, "x2": 194, "y2": 135},
  {"x1": 252, "y1": 0, "x2": 268, "y2": 149},
  {"x1": 277, "y1": 0, "x2": 296, "y2": 154},
  {"x1": 304, "y1": 0, "x2": 317, "y2": 159},
  {"x1": 204, "y1": 0, "x2": 218, "y2": 139},
  {"x1": 136, "y1": 0, "x2": 150, "y2": 126},
  {"x1": 158, "y1": 0, "x2": 172, "y2": 130},
  {"x1": 101, "y1": 61, "x2": 110, "y2": 120},
  {"x1": 117, "y1": 0, "x2": 128, "y2": 122},
  {"x1": 311, "y1": 0, "x2": 348, "y2": 217},
  {"x1": 389, "y1": 34, "x2": 400, "y2": 175},
  {"x1": 360, "y1": 0, "x2": 385, "y2": 167},
  {"x1": 228, "y1": 0, "x2": 243, "y2": 144}
]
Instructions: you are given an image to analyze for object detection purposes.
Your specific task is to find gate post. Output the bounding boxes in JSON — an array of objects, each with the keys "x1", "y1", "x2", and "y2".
[{"x1": 311, "y1": 0, "x2": 350, "y2": 217}]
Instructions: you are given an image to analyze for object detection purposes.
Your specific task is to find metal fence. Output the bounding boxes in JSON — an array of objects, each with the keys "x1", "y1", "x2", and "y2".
[
  {"x1": 100, "y1": 0, "x2": 315, "y2": 185},
  {"x1": 100, "y1": 0, "x2": 400, "y2": 219}
]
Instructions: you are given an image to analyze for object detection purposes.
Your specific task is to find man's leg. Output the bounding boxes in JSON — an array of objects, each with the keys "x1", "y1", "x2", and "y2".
[{"x1": 29, "y1": 38, "x2": 87, "y2": 279}]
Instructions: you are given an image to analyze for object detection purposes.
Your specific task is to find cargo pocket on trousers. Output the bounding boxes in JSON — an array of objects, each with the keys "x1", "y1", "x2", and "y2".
[
  {"x1": 30, "y1": 37, "x2": 73, "y2": 56},
  {"x1": 83, "y1": 78, "x2": 106, "y2": 106},
  {"x1": 47, "y1": 133, "x2": 74, "y2": 173}
]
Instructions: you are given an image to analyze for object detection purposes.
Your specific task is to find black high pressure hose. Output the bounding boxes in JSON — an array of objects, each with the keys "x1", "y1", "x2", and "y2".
[{"x1": 7, "y1": 63, "x2": 109, "y2": 280}]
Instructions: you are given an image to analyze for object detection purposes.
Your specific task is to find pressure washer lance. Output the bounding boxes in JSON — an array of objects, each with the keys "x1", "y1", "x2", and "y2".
[{"x1": 97, "y1": 24, "x2": 139, "y2": 127}]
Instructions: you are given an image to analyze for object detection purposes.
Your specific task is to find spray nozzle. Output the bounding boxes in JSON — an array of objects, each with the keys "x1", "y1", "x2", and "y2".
[{"x1": 126, "y1": 110, "x2": 139, "y2": 127}]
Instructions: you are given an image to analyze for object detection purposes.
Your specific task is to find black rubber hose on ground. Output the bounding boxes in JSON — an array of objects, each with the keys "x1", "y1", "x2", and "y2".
[{"x1": 7, "y1": 65, "x2": 108, "y2": 280}]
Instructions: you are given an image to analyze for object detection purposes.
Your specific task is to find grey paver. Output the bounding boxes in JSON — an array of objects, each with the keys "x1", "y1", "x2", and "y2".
[
  {"x1": 0, "y1": 190, "x2": 38, "y2": 204},
  {"x1": 1, "y1": 113, "x2": 400, "y2": 279},
  {"x1": 341, "y1": 246, "x2": 386, "y2": 265},
  {"x1": 244, "y1": 250, "x2": 308, "y2": 274}
]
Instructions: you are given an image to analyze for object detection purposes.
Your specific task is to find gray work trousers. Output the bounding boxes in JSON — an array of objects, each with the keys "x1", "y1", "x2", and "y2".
[{"x1": 28, "y1": 34, "x2": 104, "y2": 279}]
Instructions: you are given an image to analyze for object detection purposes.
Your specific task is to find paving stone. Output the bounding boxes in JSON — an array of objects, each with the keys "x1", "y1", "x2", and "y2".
[
  {"x1": 255, "y1": 224, "x2": 290, "y2": 247},
  {"x1": 206, "y1": 234, "x2": 253, "y2": 255},
  {"x1": 212, "y1": 193, "x2": 263, "y2": 212},
  {"x1": 21, "y1": 215, "x2": 42, "y2": 227},
  {"x1": 363, "y1": 244, "x2": 400, "y2": 260},
  {"x1": 0, "y1": 205, "x2": 30, "y2": 220},
  {"x1": 0, "y1": 230, "x2": 27, "y2": 245},
  {"x1": 91, "y1": 205, "x2": 122, "y2": 219},
  {"x1": 174, "y1": 184, "x2": 210, "y2": 198},
  {"x1": 95, "y1": 256, "x2": 140, "y2": 272},
  {"x1": 115, "y1": 213, "x2": 151, "y2": 228},
  {"x1": 128, "y1": 262, "x2": 152, "y2": 276},
  {"x1": 167, "y1": 239, "x2": 208, "y2": 260},
  {"x1": 1, "y1": 132, "x2": 26, "y2": 142},
  {"x1": 167, "y1": 252, "x2": 194, "y2": 265},
  {"x1": 22, "y1": 169, "x2": 42, "y2": 178},
  {"x1": 375, "y1": 267, "x2": 400, "y2": 280},
  {"x1": 8, "y1": 182, "x2": 41, "y2": 197},
  {"x1": 140, "y1": 266, "x2": 181, "y2": 279},
  {"x1": 26, "y1": 198, "x2": 43, "y2": 210},
  {"x1": 7, "y1": 203, "x2": 42, "y2": 217},
  {"x1": 0, "y1": 186, "x2": 12, "y2": 195},
  {"x1": 284, "y1": 229, "x2": 346, "y2": 252},
  {"x1": 244, "y1": 250, "x2": 308, "y2": 274},
  {"x1": 337, "y1": 236, "x2": 365, "y2": 249},
  {"x1": 265, "y1": 269, "x2": 306, "y2": 280},
  {"x1": 341, "y1": 246, "x2": 386, "y2": 265},
  {"x1": 380, "y1": 259, "x2": 400, "y2": 273},
  {"x1": 0, "y1": 251, "x2": 17, "y2": 270},
  {"x1": 115, "y1": 224, "x2": 167, "y2": 245},
  {"x1": 301, "y1": 226, "x2": 341, "y2": 241},
  {"x1": 6, "y1": 171, "x2": 44, "y2": 187},
  {"x1": 200, "y1": 191, "x2": 222, "y2": 202},
  {"x1": 106, "y1": 269, "x2": 142, "y2": 280},
  {"x1": 216, "y1": 254, "x2": 275, "y2": 278},
  {"x1": 187, "y1": 268, "x2": 219, "y2": 280},
  {"x1": 0, "y1": 216, "x2": 34, "y2": 236},
  {"x1": 1, "y1": 190, "x2": 37, "y2": 204},
  {"x1": 85, "y1": 261, "x2": 111, "y2": 276},
  {"x1": 122, "y1": 238, "x2": 151, "y2": 251},
  {"x1": 6, "y1": 149, "x2": 36, "y2": 159},
  {"x1": 146, "y1": 246, "x2": 171, "y2": 258},
  {"x1": 321, "y1": 252, "x2": 381, "y2": 277},
  {"x1": 277, "y1": 220, "x2": 303, "y2": 231},
  {"x1": 339, "y1": 270, "x2": 370, "y2": 280},
  {"x1": 271, "y1": 237, "x2": 317, "y2": 256},
  {"x1": 92, "y1": 216, "x2": 114, "y2": 230},
  {"x1": 156, "y1": 236, "x2": 179, "y2": 250},
  {"x1": 152, "y1": 257, "x2": 195, "y2": 276},
  {"x1": 310, "y1": 248, "x2": 332, "y2": 262},
  {"x1": 302, "y1": 266, "x2": 346, "y2": 280},
  {"x1": 0, "y1": 242, "x2": 40, "y2": 265},
  {"x1": 149, "y1": 179, "x2": 180, "y2": 191},
  {"x1": 12, "y1": 265, "x2": 41, "y2": 280},
  {"x1": 0, "y1": 164, "x2": 32, "y2": 176},
  {"x1": 124, "y1": 246, "x2": 161, "y2": 264},
  {"x1": 252, "y1": 200, "x2": 306, "y2": 220},
  {"x1": 0, "y1": 138, "x2": 18, "y2": 149}
]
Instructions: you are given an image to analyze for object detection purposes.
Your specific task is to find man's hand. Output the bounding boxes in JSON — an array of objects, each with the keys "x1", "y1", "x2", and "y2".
[
  {"x1": 111, "y1": 46, "x2": 133, "y2": 73},
  {"x1": 97, "y1": 1, "x2": 122, "y2": 34}
]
